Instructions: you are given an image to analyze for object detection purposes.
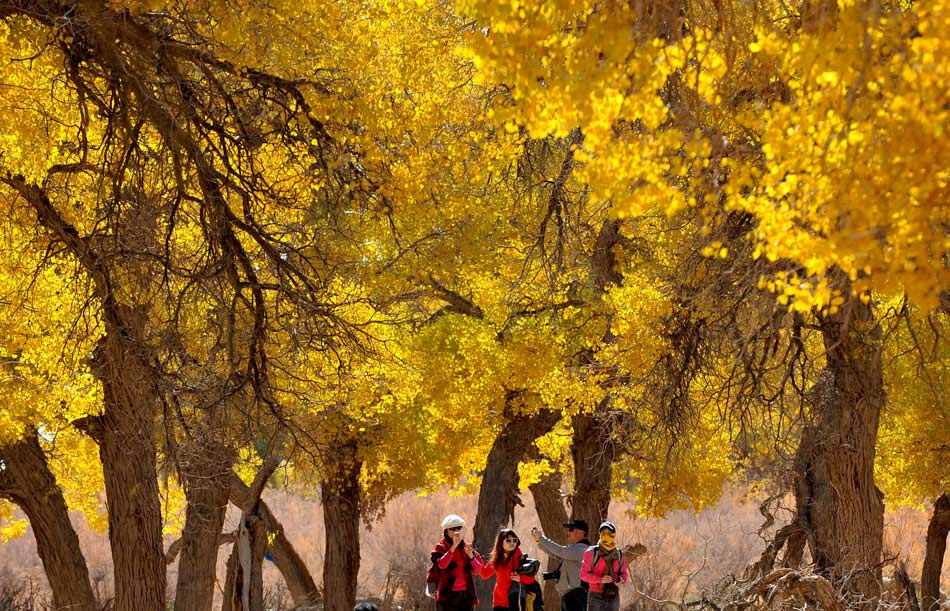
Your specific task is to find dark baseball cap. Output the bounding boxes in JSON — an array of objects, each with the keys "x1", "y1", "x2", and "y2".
[{"x1": 562, "y1": 519, "x2": 589, "y2": 534}]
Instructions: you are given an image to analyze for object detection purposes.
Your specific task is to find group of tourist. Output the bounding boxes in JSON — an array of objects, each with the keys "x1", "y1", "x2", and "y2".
[{"x1": 426, "y1": 514, "x2": 629, "y2": 611}]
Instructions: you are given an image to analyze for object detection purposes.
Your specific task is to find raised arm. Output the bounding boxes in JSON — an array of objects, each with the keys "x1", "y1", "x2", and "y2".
[{"x1": 538, "y1": 536, "x2": 586, "y2": 561}]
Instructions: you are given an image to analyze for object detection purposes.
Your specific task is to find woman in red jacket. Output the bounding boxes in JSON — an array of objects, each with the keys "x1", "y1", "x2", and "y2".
[
  {"x1": 479, "y1": 528, "x2": 539, "y2": 610},
  {"x1": 427, "y1": 515, "x2": 484, "y2": 609}
]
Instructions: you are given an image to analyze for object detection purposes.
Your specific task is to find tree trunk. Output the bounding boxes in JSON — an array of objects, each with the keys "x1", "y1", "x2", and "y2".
[
  {"x1": 795, "y1": 289, "x2": 884, "y2": 605},
  {"x1": 174, "y1": 434, "x2": 233, "y2": 611},
  {"x1": 92, "y1": 313, "x2": 166, "y2": 611},
  {"x1": 223, "y1": 458, "x2": 280, "y2": 611},
  {"x1": 921, "y1": 493, "x2": 950, "y2": 611},
  {"x1": 473, "y1": 406, "x2": 562, "y2": 610},
  {"x1": 9, "y1": 177, "x2": 166, "y2": 611},
  {"x1": 322, "y1": 439, "x2": 363, "y2": 611},
  {"x1": 569, "y1": 409, "x2": 614, "y2": 531},
  {"x1": 529, "y1": 470, "x2": 570, "y2": 611},
  {"x1": 894, "y1": 560, "x2": 921, "y2": 611},
  {"x1": 229, "y1": 475, "x2": 322, "y2": 607},
  {"x1": 0, "y1": 433, "x2": 97, "y2": 611}
]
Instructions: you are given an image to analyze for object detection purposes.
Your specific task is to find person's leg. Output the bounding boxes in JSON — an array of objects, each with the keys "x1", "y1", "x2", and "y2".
[
  {"x1": 438, "y1": 591, "x2": 468, "y2": 611},
  {"x1": 585, "y1": 592, "x2": 607, "y2": 611},
  {"x1": 561, "y1": 588, "x2": 586, "y2": 611}
]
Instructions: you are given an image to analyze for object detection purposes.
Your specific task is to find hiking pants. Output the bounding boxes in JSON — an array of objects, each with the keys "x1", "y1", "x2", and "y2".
[
  {"x1": 561, "y1": 587, "x2": 587, "y2": 611},
  {"x1": 438, "y1": 590, "x2": 475, "y2": 611},
  {"x1": 586, "y1": 592, "x2": 620, "y2": 611}
]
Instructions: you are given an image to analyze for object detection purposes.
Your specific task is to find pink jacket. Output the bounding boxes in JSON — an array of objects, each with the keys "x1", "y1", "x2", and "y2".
[{"x1": 580, "y1": 547, "x2": 628, "y2": 593}]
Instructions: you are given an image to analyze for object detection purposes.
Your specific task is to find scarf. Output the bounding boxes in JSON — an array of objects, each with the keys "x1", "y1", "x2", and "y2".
[{"x1": 595, "y1": 531, "x2": 620, "y2": 579}]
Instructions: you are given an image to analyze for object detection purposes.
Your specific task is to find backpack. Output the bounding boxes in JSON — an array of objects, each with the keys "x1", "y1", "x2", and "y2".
[
  {"x1": 425, "y1": 550, "x2": 445, "y2": 599},
  {"x1": 424, "y1": 561, "x2": 439, "y2": 599},
  {"x1": 507, "y1": 581, "x2": 543, "y2": 611}
]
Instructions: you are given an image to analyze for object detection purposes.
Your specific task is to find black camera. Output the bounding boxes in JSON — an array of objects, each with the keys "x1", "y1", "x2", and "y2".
[{"x1": 541, "y1": 568, "x2": 560, "y2": 581}]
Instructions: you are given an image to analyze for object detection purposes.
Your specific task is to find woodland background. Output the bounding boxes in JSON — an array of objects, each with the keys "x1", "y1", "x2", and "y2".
[
  {"x1": 0, "y1": 489, "x2": 947, "y2": 609},
  {"x1": 0, "y1": 1, "x2": 949, "y2": 611}
]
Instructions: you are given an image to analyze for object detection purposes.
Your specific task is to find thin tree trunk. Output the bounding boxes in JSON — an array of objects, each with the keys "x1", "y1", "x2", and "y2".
[
  {"x1": 222, "y1": 542, "x2": 240, "y2": 611},
  {"x1": 473, "y1": 406, "x2": 562, "y2": 610},
  {"x1": 569, "y1": 409, "x2": 614, "y2": 531},
  {"x1": 223, "y1": 458, "x2": 280, "y2": 611},
  {"x1": 921, "y1": 493, "x2": 950, "y2": 611},
  {"x1": 795, "y1": 286, "x2": 884, "y2": 605},
  {"x1": 894, "y1": 560, "x2": 920, "y2": 611},
  {"x1": 93, "y1": 313, "x2": 166, "y2": 611},
  {"x1": 0, "y1": 433, "x2": 97, "y2": 611},
  {"x1": 529, "y1": 470, "x2": 570, "y2": 611},
  {"x1": 229, "y1": 475, "x2": 322, "y2": 607},
  {"x1": 174, "y1": 434, "x2": 233, "y2": 611},
  {"x1": 322, "y1": 439, "x2": 363, "y2": 611}
]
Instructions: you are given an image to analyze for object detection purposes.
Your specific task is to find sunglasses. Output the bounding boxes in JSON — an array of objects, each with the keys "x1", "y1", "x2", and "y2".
[
  {"x1": 449, "y1": 526, "x2": 464, "y2": 532},
  {"x1": 503, "y1": 537, "x2": 520, "y2": 544}
]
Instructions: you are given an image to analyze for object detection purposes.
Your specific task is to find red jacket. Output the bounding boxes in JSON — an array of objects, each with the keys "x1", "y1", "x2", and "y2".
[
  {"x1": 479, "y1": 547, "x2": 537, "y2": 608},
  {"x1": 428, "y1": 536, "x2": 483, "y2": 603},
  {"x1": 580, "y1": 546, "x2": 628, "y2": 594}
]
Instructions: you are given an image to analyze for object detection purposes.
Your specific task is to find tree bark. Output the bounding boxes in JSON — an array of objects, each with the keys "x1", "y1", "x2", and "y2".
[
  {"x1": 569, "y1": 409, "x2": 615, "y2": 531},
  {"x1": 321, "y1": 439, "x2": 363, "y2": 611},
  {"x1": 894, "y1": 560, "x2": 920, "y2": 611},
  {"x1": 173, "y1": 434, "x2": 233, "y2": 611},
  {"x1": 473, "y1": 406, "x2": 562, "y2": 610},
  {"x1": 92, "y1": 312, "x2": 167, "y2": 611},
  {"x1": 795, "y1": 288, "x2": 884, "y2": 605},
  {"x1": 529, "y1": 470, "x2": 570, "y2": 611},
  {"x1": 921, "y1": 493, "x2": 950, "y2": 611},
  {"x1": 4, "y1": 175, "x2": 167, "y2": 611},
  {"x1": 0, "y1": 433, "x2": 97, "y2": 611},
  {"x1": 229, "y1": 474, "x2": 322, "y2": 607},
  {"x1": 223, "y1": 458, "x2": 280, "y2": 611}
]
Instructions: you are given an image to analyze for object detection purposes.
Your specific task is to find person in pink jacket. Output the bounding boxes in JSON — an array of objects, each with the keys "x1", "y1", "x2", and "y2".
[{"x1": 579, "y1": 521, "x2": 628, "y2": 610}]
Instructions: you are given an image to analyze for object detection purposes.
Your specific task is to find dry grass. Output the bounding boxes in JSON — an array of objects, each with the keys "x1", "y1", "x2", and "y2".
[{"x1": 0, "y1": 488, "x2": 946, "y2": 609}]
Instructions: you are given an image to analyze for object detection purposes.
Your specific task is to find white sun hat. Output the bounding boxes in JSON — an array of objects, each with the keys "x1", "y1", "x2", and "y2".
[{"x1": 441, "y1": 514, "x2": 465, "y2": 530}]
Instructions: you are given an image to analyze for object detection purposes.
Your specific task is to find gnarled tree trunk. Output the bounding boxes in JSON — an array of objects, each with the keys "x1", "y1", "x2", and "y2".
[
  {"x1": 0, "y1": 433, "x2": 96, "y2": 611},
  {"x1": 529, "y1": 470, "x2": 570, "y2": 611},
  {"x1": 795, "y1": 288, "x2": 884, "y2": 605},
  {"x1": 5, "y1": 177, "x2": 167, "y2": 611},
  {"x1": 229, "y1": 475, "x2": 322, "y2": 607},
  {"x1": 473, "y1": 406, "x2": 562, "y2": 610},
  {"x1": 93, "y1": 312, "x2": 167, "y2": 611},
  {"x1": 921, "y1": 493, "x2": 950, "y2": 611},
  {"x1": 173, "y1": 432, "x2": 233, "y2": 611},
  {"x1": 223, "y1": 457, "x2": 280, "y2": 611},
  {"x1": 322, "y1": 439, "x2": 363, "y2": 611},
  {"x1": 569, "y1": 409, "x2": 614, "y2": 531}
]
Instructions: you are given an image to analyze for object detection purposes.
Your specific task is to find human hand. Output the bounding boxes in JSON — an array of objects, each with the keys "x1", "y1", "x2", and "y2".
[
  {"x1": 530, "y1": 526, "x2": 541, "y2": 542},
  {"x1": 465, "y1": 545, "x2": 474, "y2": 559},
  {"x1": 510, "y1": 572, "x2": 520, "y2": 583},
  {"x1": 601, "y1": 575, "x2": 614, "y2": 584}
]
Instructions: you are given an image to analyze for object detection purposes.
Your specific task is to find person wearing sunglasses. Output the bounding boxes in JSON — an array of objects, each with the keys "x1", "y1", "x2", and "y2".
[
  {"x1": 530, "y1": 519, "x2": 590, "y2": 610},
  {"x1": 479, "y1": 527, "x2": 542, "y2": 610},
  {"x1": 426, "y1": 514, "x2": 484, "y2": 609}
]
